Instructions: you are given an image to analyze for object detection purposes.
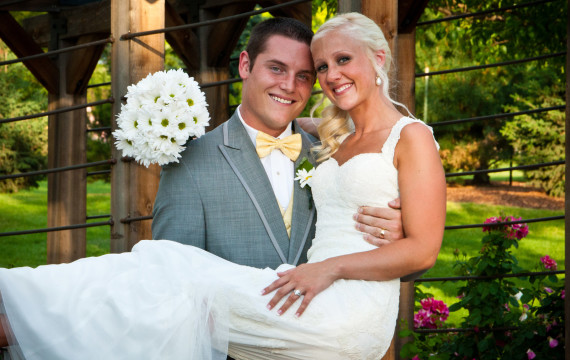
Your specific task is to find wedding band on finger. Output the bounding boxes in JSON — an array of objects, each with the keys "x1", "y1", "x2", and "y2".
[
  {"x1": 380, "y1": 228, "x2": 386, "y2": 238},
  {"x1": 293, "y1": 289, "x2": 302, "y2": 297}
]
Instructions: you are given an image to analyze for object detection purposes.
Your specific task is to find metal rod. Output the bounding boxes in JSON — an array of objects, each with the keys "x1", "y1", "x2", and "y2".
[
  {"x1": 0, "y1": 159, "x2": 116, "y2": 180},
  {"x1": 86, "y1": 214, "x2": 111, "y2": 220},
  {"x1": 417, "y1": 0, "x2": 559, "y2": 26},
  {"x1": 415, "y1": 270, "x2": 565, "y2": 283},
  {"x1": 0, "y1": 98, "x2": 114, "y2": 125},
  {"x1": 86, "y1": 126, "x2": 112, "y2": 133},
  {"x1": 120, "y1": 215, "x2": 153, "y2": 224},
  {"x1": 87, "y1": 82, "x2": 111, "y2": 89},
  {"x1": 120, "y1": 0, "x2": 311, "y2": 40},
  {"x1": 431, "y1": 105, "x2": 565, "y2": 127},
  {"x1": 0, "y1": 37, "x2": 114, "y2": 67},
  {"x1": 416, "y1": 52, "x2": 566, "y2": 78},
  {"x1": 0, "y1": 220, "x2": 113, "y2": 237},
  {"x1": 446, "y1": 160, "x2": 564, "y2": 178},
  {"x1": 445, "y1": 215, "x2": 564, "y2": 230}
]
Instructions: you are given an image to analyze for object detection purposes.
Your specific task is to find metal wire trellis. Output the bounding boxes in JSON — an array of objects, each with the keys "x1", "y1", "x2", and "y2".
[
  {"x1": 0, "y1": 37, "x2": 114, "y2": 67},
  {"x1": 416, "y1": 0, "x2": 560, "y2": 26},
  {"x1": 0, "y1": 220, "x2": 113, "y2": 237},
  {"x1": 0, "y1": 159, "x2": 116, "y2": 181},
  {"x1": 415, "y1": 51, "x2": 566, "y2": 78},
  {"x1": 0, "y1": 98, "x2": 114, "y2": 125},
  {"x1": 431, "y1": 105, "x2": 565, "y2": 127},
  {"x1": 445, "y1": 160, "x2": 565, "y2": 178}
]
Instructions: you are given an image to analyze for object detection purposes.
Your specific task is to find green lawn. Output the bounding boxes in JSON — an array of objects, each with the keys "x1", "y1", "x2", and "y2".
[
  {"x1": 0, "y1": 180, "x2": 564, "y2": 327},
  {"x1": 0, "y1": 180, "x2": 110, "y2": 268}
]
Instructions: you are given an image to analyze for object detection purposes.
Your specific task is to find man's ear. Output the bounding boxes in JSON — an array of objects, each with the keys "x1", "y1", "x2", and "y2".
[{"x1": 238, "y1": 51, "x2": 251, "y2": 80}]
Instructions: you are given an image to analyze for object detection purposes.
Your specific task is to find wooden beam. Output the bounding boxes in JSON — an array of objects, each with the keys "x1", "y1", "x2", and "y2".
[
  {"x1": 165, "y1": 0, "x2": 200, "y2": 72},
  {"x1": 110, "y1": 0, "x2": 164, "y2": 252},
  {"x1": 66, "y1": 34, "x2": 107, "y2": 94},
  {"x1": 0, "y1": 0, "x2": 59, "y2": 12},
  {"x1": 0, "y1": 11, "x2": 58, "y2": 94},
  {"x1": 262, "y1": 0, "x2": 311, "y2": 27},
  {"x1": 206, "y1": 2, "x2": 254, "y2": 67},
  {"x1": 22, "y1": 0, "x2": 110, "y2": 47},
  {"x1": 398, "y1": 0, "x2": 429, "y2": 33}
]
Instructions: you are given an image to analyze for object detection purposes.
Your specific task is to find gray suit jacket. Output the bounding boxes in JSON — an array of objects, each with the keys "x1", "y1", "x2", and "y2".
[{"x1": 152, "y1": 112, "x2": 317, "y2": 269}]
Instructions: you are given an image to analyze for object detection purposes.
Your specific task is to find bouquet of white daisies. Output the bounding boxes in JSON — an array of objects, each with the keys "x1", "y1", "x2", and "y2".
[{"x1": 113, "y1": 69, "x2": 210, "y2": 167}]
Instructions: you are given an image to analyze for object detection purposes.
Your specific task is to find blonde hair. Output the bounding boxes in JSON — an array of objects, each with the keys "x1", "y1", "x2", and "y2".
[{"x1": 310, "y1": 12, "x2": 408, "y2": 162}]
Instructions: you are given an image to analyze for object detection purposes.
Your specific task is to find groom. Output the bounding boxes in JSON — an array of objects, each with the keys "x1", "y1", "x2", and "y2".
[{"x1": 152, "y1": 17, "x2": 403, "y2": 269}]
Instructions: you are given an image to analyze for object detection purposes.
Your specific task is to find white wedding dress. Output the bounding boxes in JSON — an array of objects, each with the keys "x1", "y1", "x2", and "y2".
[{"x1": 0, "y1": 118, "x2": 429, "y2": 360}]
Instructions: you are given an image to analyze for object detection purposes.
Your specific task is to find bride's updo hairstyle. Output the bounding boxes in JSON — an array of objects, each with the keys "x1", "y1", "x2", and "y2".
[{"x1": 311, "y1": 12, "x2": 402, "y2": 162}]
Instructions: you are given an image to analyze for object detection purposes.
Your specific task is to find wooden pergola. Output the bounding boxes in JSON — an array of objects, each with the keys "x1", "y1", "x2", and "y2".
[{"x1": 0, "y1": 0, "x2": 433, "y2": 358}]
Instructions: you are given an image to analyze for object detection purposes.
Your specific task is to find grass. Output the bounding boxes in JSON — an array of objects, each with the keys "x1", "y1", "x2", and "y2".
[
  {"x1": 0, "y1": 180, "x2": 110, "y2": 268},
  {"x1": 0, "y1": 179, "x2": 565, "y2": 326}
]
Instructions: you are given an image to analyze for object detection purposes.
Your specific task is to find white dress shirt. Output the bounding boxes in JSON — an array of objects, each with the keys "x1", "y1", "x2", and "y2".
[{"x1": 237, "y1": 106, "x2": 294, "y2": 210}]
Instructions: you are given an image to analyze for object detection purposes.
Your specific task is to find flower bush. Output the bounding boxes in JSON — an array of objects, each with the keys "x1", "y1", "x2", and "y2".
[{"x1": 400, "y1": 215, "x2": 564, "y2": 360}]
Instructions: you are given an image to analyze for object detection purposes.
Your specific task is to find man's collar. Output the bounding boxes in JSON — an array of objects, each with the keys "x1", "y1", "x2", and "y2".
[{"x1": 237, "y1": 105, "x2": 293, "y2": 146}]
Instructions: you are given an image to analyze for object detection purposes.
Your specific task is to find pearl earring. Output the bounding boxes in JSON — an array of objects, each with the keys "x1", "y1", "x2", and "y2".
[{"x1": 375, "y1": 75, "x2": 382, "y2": 86}]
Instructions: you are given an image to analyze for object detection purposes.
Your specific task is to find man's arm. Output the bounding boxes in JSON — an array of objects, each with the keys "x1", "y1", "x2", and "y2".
[
  {"x1": 353, "y1": 198, "x2": 403, "y2": 246},
  {"x1": 353, "y1": 198, "x2": 426, "y2": 282},
  {"x1": 152, "y1": 163, "x2": 206, "y2": 248}
]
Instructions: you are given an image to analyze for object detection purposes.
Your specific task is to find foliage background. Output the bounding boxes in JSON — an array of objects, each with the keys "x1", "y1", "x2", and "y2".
[{"x1": 416, "y1": 0, "x2": 566, "y2": 194}]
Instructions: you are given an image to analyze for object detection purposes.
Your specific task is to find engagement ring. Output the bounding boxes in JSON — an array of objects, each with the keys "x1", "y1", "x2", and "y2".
[{"x1": 293, "y1": 289, "x2": 302, "y2": 297}]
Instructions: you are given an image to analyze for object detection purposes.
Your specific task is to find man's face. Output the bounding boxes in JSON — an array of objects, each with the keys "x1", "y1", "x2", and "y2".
[{"x1": 238, "y1": 35, "x2": 315, "y2": 137}]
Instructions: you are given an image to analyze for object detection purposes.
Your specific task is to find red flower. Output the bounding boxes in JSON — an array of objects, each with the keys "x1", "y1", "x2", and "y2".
[{"x1": 540, "y1": 255, "x2": 557, "y2": 270}]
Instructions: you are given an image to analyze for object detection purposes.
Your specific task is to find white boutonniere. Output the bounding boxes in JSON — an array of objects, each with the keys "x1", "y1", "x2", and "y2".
[
  {"x1": 295, "y1": 157, "x2": 315, "y2": 190},
  {"x1": 113, "y1": 69, "x2": 210, "y2": 167}
]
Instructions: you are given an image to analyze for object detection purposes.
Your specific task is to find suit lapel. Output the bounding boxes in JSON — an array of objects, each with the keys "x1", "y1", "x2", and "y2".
[
  {"x1": 218, "y1": 114, "x2": 290, "y2": 264},
  {"x1": 288, "y1": 121, "x2": 317, "y2": 265}
]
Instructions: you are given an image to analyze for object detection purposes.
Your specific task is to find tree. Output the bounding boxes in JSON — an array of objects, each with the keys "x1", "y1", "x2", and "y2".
[
  {"x1": 416, "y1": 0, "x2": 566, "y2": 191},
  {"x1": 0, "y1": 40, "x2": 48, "y2": 192}
]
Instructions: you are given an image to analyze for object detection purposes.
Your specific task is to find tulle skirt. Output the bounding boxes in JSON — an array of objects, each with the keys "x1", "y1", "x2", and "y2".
[{"x1": 0, "y1": 240, "x2": 399, "y2": 360}]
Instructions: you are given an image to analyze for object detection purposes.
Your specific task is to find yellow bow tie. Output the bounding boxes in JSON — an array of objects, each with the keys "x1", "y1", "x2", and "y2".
[{"x1": 255, "y1": 132, "x2": 302, "y2": 162}]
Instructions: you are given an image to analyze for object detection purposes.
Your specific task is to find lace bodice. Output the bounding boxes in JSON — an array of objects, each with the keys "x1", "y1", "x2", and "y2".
[{"x1": 307, "y1": 117, "x2": 434, "y2": 262}]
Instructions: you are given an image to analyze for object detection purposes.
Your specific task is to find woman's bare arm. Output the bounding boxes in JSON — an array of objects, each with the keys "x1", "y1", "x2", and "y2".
[{"x1": 264, "y1": 123, "x2": 446, "y2": 316}]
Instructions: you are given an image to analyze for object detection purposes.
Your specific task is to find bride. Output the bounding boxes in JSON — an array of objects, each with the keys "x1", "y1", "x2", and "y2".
[{"x1": 0, "y1": 13, "x2": 445, "y2": 360}]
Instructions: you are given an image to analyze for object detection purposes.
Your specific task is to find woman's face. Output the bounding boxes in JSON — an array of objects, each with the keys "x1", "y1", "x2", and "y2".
[{"x1": 311, "y1": 31, "x2": 380, "y2": 113}]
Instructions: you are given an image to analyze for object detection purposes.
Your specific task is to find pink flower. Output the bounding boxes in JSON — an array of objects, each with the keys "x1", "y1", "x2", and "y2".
[
  {"x1": 482, "y1": 215, "x2": 528, "y2": 239},
  {"x1": 548, "y1": 337, "x2": 559, "y2": 348},
  {"x1": 414, "y1": 297, "x2": 449, "y2": 329},
  {"x1": 544, "y1": 287, "x2": 553, "y2": 294},
  {"x1": 414, "y1": 309, "x2": 433, "y2": 329},
  {"x1": 503, "y1": 216, "x2": 529, "y2": 239},
  {"x1": 541, "y1": 255, "x2": 557, "y2": 270},
  {"x1": 562, "y1": 290, "x2": 565, "y2": 299},
  {"x1": 504, "y1": 303, "x2": 510, "y2": 312},
  {"x1": 483, "y1": 216, "x2": 501, "y2": 232},
  {"x1": 412, "y1": 356, "x2": 421, "y2": 360},
  {"x1": 527, "y1": 349, "x2": 536, "y2": 359}
]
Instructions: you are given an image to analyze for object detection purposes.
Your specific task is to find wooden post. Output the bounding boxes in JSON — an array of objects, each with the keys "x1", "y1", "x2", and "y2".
[
  {"x1": 47, "y1": 41, "x2": 87, "y2": 264},
  {"x1": 110, "y1": 0, "x2": 164, "y2": 252},
  {"x1": 394, "y1": 30, "x2": 417, "y2": 360},
  {"x1": 197, "y1": 8, "x2": 230, "y2": 129}
]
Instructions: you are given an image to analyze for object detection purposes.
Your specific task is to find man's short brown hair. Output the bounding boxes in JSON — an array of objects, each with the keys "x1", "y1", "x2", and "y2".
[{"x1": 245, "y1": 17, "x2": 313, "y2": 70}]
